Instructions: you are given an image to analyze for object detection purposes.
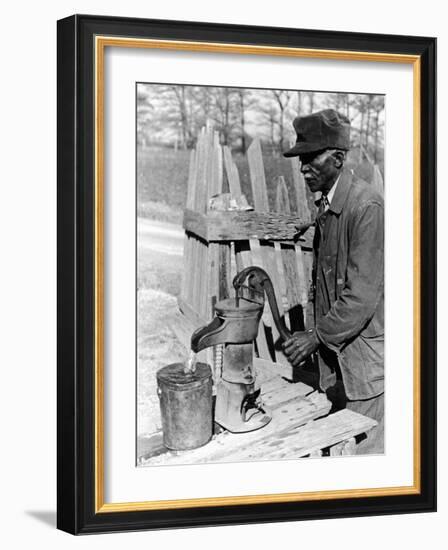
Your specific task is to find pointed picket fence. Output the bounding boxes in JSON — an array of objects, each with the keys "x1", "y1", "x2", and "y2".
[{"x1": 178, "y1": 127, "x2": 314, "y2": 365}]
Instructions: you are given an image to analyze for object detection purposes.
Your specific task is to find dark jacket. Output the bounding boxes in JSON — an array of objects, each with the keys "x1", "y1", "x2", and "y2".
[{"x1": 314, "y1": 168, "x2": 384, "y2": 400}]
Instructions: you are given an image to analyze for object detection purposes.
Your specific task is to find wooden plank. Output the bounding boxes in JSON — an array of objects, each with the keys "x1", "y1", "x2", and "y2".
[
  {"x1": 291, "y1": 158, "x2": 312, "y2": 222},
  {"x1": 141, "y1": 390, "x2": 332, "y2": 465},
  {"x1": 206, "y1": 127, "x2": 216, "y2": 201},
  {"x1": 194, "y1": 128, "x2": 215, "y2": 315},
  {"x1": 293, "y1": 225, "x2": 315, "y2": 251},
  {"x1": 190, "y1": 128, "x2": 203, "y2": 211},
  {"x1": 234, "y1": 240, "x2": 252, "y2": 272},
  {"x1": 186, "y1": 148, "x2": 197, "y2": 209},
  {"x1": 309, "y1": 449, "x2": 323, "y2": 457},
  {"x1": 259, "y1": 240, "x2": 289, "y2": 364},
  {"x1": 167, "y1": 308, "x2": 209, "y2": 366},
  {"x1": 168, "y1": 310, "x2": 195, "y2": 351},
  {"x1": 274, "y1": 175, "x2": 291, "y2": 214},
  {"x1": 254, "y1": 356, "x2": 295, "y2": 382},
  {"x1": 222, "y1": 409, "x2": 377, "y2": 461},
  {"x1": 137, "y1": 433, "x2": 166, "y2": 464},
  {"x1": 229, "y1": 242, "x2": 237, "y2": 285},
  {"x1": 295, "y1": 245, "x2": 309, "y2": 307},
  {"x1": 341, "y1": 437, "x2": 356, "y2": 456},
  {"x1": 177, "y1": 296, "x2": 207, "y2": 330},
  {"x1": 255, "y1": 354, "x2": 318, "y2": 390},
  {"x1": 182, "y1": 208, "x2": 312, "y2": 242},
  {"x1": 183, "y1": 210, "x2": 208, "y2": 240},
  {"x1": 206, "y1": 136, "x2": 223, "y2": 319},
  {"x1": 207, "y1": 243, "x2": 220, "y2": 318},
  {"x1": 273, "y1": 241, "x2": 289, "y2": 325},
  {"x1": 302, "y1": 249, "x2": 314, "y2": 302},
  {"x1": 198, "y1": 126, "x2": 210, "y2": 212},
  {"x1": 181, "y1": 148, "x2": 197, "y2": 302},
  {"x1": 273, "y1": 176, "x2": 293, "y2": 334},
  {"x1": 329, "y1": 441, "x2": 346, "y2": 456},
  {"x1": 211, "y1": 132, "x2": 223, "y2": 198},
  {"x1": 280, "y1": 243, "x2": 306, "y2": 333},
  {"x1": 249, "y1": 240, "x2": 276, "y2": 362},
  {"x1": 218, "y1": 243, "x2": 231, "y2": 300},
  {"x1": 213, "y1": 149, "x2": 245, "y2": 307},
  {"x1": 197, "y1": 126, "x2": 210, "y2": 212},
  {"x1": 187, "y1": 132, "x2": 204, "y2": 313},
  {"x1": 181, "y1": 233, "x2": 191, "y2": 301},
  {"x1": 247, "y1": 137, "x2": 269, "y2": 211},
  {"x1": 255, "y1": 319, "x2": 274, "y2": 362},
  {"x1": 198, "y1": 241, "x2": 209, "y2": 319},
  {"x1": 186, "y1": 236, "x2": 195, "y2": 305},
  {"x1": 257, "y1": 375, "x2": 312, "y2": 397},
  {"x1": 190, "y1": 237, "x2": 199, "y2": 312},
  {"x1": 258, "y1": 241, "x2": 285, "y2": 319},
  {"x1": 223, "y1": 146, "x2": 242, "y2": 197},
  {"x1": 262, "y1": 383, "x2": 315, "y2": 408}
]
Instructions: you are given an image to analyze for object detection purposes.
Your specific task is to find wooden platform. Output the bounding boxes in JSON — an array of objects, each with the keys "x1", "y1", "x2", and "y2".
[{"x1": 138, "y1": 366, "x2": 377, "y2": 466}]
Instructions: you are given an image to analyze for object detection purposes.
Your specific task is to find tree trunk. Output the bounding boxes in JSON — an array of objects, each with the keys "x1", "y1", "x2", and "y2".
[
  {"x1": 374, "y1": 110, "x2": 380, "y2": 163},
  {"x1": 297, "y1": 91, "x2": 302, "y2": 115},
  {"x1": 239, "y1": 91, "x2": 246, "y2": 154},
  {"x1": 365, "y1": 97, "x2": 372, "y2": 152},
  {"x1": 359, "y1": 107, "x2": 365, "y2": 163},
  {"x1": 308, "y1": 92, "x2": 314, "y2": 113}
]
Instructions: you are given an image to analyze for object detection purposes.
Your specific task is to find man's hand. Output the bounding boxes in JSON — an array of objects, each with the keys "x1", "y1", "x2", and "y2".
[{"x1": 282, "y1": 329, "x2": 319, "y2": 367}]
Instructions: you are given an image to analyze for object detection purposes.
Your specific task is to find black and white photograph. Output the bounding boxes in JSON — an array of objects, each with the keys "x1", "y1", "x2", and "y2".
[{"x1": 136, "y1": 84, "x2": 385, "y2": 466}]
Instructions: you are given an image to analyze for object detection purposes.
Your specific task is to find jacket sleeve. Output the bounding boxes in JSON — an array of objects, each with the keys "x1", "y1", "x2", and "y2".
[{"x1": 315, "y1": 200, "x2": 384, "y2": 351}]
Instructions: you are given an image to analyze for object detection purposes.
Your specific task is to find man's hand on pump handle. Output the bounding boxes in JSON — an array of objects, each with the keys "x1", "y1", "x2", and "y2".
[{"x1": 282, "y1": 329, "x2": 320, "y2": 367}]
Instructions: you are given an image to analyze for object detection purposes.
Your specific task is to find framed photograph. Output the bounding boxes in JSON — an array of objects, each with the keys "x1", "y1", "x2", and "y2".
[{"x1": 57, "y1": 14, "x2": 436, "y2": 534}]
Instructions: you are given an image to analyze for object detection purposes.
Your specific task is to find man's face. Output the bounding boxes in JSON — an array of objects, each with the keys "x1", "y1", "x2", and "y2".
[{"x1": 298, "y1": 149, "x2": 339, "y2": 194}]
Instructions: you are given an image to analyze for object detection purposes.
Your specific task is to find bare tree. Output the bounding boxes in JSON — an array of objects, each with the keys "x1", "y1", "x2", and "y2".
[
  {"x1": 307, "y1": 91, "x2": 315, "y2": 113},
  {"x1": 271, "y1": 90, "x2": 292, "y2": 152},
  {"x1": 236, "y1": 89, "x2": 257, "y2": 154},
  {"x1": 136, "y1": 87, "x2": 154, "y2": 147},
  {"x1": 190, "y1": 86, "x2": 214, "y2": 131},
  {"x1": 208, "y1": 87, "x2": 240, "y2": 146},
  {"x1": 296, "y1": 90, "x2": 303, "y2": 115},
  {"x1": 371, "y1": 96, "x2": 385, "y2": 163}
]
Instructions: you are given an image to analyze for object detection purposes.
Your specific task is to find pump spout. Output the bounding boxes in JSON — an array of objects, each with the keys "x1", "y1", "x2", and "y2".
[{"x1": 191, "y1": 316, "x2": 228, "y2": 353}]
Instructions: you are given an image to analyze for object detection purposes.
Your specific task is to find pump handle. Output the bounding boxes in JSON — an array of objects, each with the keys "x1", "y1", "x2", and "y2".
[{"x1": 233, "y1": 266, "x2": 292, "y2": 342}]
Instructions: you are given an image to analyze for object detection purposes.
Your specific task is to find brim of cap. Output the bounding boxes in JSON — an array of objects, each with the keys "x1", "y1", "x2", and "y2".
[{"x1": 283, "y1": 142, "x2": 326, "y2": 157}]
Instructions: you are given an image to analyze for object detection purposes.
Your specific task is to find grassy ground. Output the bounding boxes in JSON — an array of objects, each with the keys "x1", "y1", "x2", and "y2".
[
  {"x1": 137, "y1": 146, "x2": 189, "y2": 223},
  {"x1": 137, "y1": 288, "x2": 185, "y2": 436},
  {"x1": 137, "y1": 242, "x2": 182, "y2": 297}
]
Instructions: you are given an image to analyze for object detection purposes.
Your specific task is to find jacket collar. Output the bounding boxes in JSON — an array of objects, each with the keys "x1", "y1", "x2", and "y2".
[{"x1": 327, "y1": 168, "x2": 353, "y2": 215}]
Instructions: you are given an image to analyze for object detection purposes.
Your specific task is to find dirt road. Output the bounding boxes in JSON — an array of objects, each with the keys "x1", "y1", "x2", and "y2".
[
  {"x1": 138, "y1": 217, "x2": 183, "y2": 256},
  {"x1": 137, "y1": 216, "x2": 187, "y2": 442}
]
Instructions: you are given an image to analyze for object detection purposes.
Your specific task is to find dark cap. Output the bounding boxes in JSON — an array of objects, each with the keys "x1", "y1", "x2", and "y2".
[{"x1": 283, "y1": 108, "x2": 350, "y2": 157}]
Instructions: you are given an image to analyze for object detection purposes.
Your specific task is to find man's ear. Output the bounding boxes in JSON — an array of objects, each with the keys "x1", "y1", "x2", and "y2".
[{"x1": 332, "y1": 150, "x2": 345, "y2": 169}]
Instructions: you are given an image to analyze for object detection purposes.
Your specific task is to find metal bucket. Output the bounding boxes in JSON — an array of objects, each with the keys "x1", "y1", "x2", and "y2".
[{"x1": 156, "y1": 362, "x2": 213, "y2": 451}]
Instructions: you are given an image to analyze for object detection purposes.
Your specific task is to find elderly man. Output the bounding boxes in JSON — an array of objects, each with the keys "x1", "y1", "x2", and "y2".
[{"x1": 283, "y1": 109, "x2": 384, "y2": 454}]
